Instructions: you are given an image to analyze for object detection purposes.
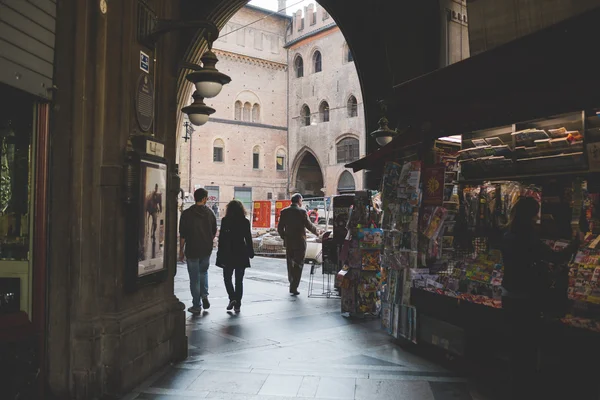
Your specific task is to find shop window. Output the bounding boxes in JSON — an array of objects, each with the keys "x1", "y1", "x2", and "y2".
[
  {"x1": 276, "y1": 149, "x2": 286, "y2": 171},
  {"x1": 213, "y1": 139, "x2": 224, "y2": 162},
  {"x1": 301, "y1": 105, "x2": 311, "y2": 127},
  {"x1": 347, "y1": 95, "x2": 358, "y2": 117},
  {"x1": 252, "y1": 104, "x2": 260, "y2": 123},
  {"x1": 234, "y1": 101, "x2": 242, "y2": 121},
  {"x1": 295, "y1": 55, "x2": 304, "y2": 78},
  {"x1": 337, "y1": 137, "x2": 359, "y2": 163},
  {"x1": 313, "y1": 51, "x2": 322, "y2": 73},
  {"x1": 253, "y1": 146, "x2": 260, "y2": 169},
  {"x1": 0, "y1": 88, "x2": 32, "y2": 262},
  {"x1": 319, "y1": 101, "x2": 330, "y2": 122}
]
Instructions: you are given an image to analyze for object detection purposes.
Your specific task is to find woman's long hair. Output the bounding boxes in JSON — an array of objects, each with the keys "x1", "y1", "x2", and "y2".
[
  {"x1": 507, "y1": 196, "x2": 539, "y2": 233},
  {"x1": 225, "y1": 199, "x2": 247, "y2": 220}
]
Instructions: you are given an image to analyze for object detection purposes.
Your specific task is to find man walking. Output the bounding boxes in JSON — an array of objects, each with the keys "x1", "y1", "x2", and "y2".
[
  {"x1": 179, "y1": 188, "x2": 217, "y2": 314},
  {"x1": 277, "y1": 193, "x2": 319, "y2": 295}
]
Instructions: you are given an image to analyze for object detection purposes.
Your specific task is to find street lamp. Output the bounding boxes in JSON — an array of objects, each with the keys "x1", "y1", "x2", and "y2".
[
  {"x1": 142, "y1": 18, "x2": 231, "y2": 126},
  {"x1": 369, "y1": 100, "x2": 398, "y2": 147}
]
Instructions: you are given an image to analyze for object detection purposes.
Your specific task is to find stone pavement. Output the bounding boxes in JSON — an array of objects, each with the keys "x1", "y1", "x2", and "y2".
[{"x1": 122, "y1": 256, "x2": 489, "y2": 400}]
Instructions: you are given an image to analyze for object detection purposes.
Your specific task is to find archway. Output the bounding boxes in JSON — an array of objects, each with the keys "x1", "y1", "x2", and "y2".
[
  {"x1": 294, "y1": 152, "x2": 324, "y2": 197},
  {"x1": 337, "y1": 170, "x2": 356, "y2": 193},
  {"x1": 175, "y1": 0, "x2": 442, "y2": 156}
]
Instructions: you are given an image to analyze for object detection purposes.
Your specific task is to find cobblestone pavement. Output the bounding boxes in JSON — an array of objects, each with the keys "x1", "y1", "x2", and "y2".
[{"x1": 123, "y1": 256, "x2": 490, "y2": 400}]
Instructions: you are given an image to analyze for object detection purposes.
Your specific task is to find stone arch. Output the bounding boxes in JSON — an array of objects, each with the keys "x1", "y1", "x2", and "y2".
[
  {"x1": 175, "y1": 0, "x2": 437, "y2": 158},
  {"x1": 291, "y1": 147, "x2": 325, "y2": 196}
]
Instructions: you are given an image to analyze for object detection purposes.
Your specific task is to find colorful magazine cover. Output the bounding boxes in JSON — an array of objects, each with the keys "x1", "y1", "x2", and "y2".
[
  {"x1": 362, "y1": 250, "x2": 381, "y2": 271},
  {"x1": 358, "y1": 228, "x2": 384, "y2": 249}
]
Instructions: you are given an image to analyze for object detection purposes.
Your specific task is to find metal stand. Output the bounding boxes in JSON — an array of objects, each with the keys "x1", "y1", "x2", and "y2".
[{"x1": 308, "y1": 250, "x2": 341, "y2": 298}]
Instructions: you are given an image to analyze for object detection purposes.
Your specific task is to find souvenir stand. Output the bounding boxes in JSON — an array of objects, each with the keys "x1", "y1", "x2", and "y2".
[{"x1": 345, "y1": 8, "x2": 600, "y2": 397}]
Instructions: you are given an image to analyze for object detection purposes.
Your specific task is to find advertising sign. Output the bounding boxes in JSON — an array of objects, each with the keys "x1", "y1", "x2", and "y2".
[
  {"x1": 252, "y1": 201, "x2": 271, "y2": 228},
  {"x1": 422, "y1": 164, "x2": 445, "y2": 206},
  {"x1": 275, "y1": 200, "x2": 291, "y2": 227},
  {"x1": 138, "y1": 159, "x2": 167, "y2": 277}
]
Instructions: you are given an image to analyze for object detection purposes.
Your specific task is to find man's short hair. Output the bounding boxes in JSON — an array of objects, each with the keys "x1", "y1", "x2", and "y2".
[
  {"x1": 291, "y1": 193, "x2": 302, "y2": 204},
  {"x1": 194, "y1": 188, "x2": 208, "y2": 203}
]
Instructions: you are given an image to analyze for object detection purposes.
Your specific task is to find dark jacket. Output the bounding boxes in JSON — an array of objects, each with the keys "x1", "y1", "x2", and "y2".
[
  {"x1": 277, "y1": 204, "x2": 319, "y2": 250},
  {"x1": 501, "y1": 231, "x2": 577, "y2": 296},
  {"x1": 216, "y1": 216, "x2": 254, "y2": 268},
  {"x1": 179, "y1": 204, "x2": 217, "y2": 259}
]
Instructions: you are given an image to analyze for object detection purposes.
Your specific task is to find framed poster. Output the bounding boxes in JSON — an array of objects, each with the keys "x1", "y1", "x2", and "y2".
[{"x1": 138, "y1": 159, "x2": 167, "y2": 277}]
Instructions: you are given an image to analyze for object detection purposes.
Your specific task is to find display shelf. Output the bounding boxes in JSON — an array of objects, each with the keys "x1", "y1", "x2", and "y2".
[{"x1": 457, "y1": 168, "x2": 590, "y2": 185}]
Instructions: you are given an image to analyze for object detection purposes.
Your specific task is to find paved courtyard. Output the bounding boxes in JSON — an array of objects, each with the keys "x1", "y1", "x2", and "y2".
[{"x1": 122, "y1": 256, "x2": 489, "y2": 400}]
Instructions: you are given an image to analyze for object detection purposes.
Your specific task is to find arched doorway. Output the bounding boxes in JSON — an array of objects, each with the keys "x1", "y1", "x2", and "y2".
[
  {"x1": 337, "y1": 170, "x2": 356, "y2": 193},
  {"x1": 295, "y1": 152, "x2": 324, "y2": 196}
]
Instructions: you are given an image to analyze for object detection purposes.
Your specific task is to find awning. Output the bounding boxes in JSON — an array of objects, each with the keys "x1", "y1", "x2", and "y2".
[{"x1": 391, "y1": 5, "x2": 600, "y2": 136}]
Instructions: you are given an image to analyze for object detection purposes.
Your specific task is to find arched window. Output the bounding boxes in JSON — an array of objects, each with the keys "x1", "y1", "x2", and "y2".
[
  {"x1": 301, "y1": 105, "x2": 311, "y2": 127},
  {"x1": 234, "y1": 101, "x2": 242, "y2": 121},
  {"x1": 252, "y1": 104, "x2": 260, "y2": 123},
  {"x1": 295, "y1": 55, "x2": 304, "y2": 78},
  {"x1": 313, "y1": 51, "x2": 322, "y2": 73},
  {"x1": 337, "y1": 137, "x2": 359, "y2": 163},
  {"x1": 243, "y1": 102, "x2": 251, "y2": 121},
  {"x1": 347, "y1": 95, "x2": 358, "y2": 118},
  {"x1": 345, "y1": 43, "x2": 354, "y2": 63},
  {"x1": 276, "y1": 149, "x2": 286, "y2": 171},
  {"x1": 319, "y1": 101, "x2": 330, "y2": 122},
  {"x1": 252, "y1": 145, "x2": 260, "y2": 169},
  {"x1": 337, "y1": 171, "x2": 356, "y2": 193},
  {"x1": 213, "y1": 139, "x2": 224, "y2": 163}
]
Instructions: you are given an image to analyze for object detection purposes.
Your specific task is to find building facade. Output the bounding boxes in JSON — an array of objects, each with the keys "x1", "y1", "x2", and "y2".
[
  {"x1": 177, "y1": 6, "x2": 290, "y2": 213},
  {"x1": 286, "y1": 3, "x2": 365, "y2": 197}
]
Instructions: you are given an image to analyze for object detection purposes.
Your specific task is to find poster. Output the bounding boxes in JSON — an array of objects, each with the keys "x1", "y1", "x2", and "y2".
[
  {"x1": 275, "y1": 200, "x2": 291, "y2": 227},
  {"x1": 252, "y1": 201, "x2": 271, "y2": 228},
  {"x1": 138, "y1": 160, "x2": 167, "y2": 277},
  {"x1": 422, "y1": 164, "x2": 445, "y2": 206}
]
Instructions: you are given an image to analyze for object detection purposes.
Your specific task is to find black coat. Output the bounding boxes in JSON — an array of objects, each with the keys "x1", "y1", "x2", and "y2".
[{"x1": 216, "y1": 216, "x2": 255, "y2": 269}]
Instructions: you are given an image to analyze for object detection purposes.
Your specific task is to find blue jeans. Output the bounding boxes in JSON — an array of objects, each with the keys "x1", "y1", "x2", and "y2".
[{"x1": 187, "y1": 256, "x2": 210, "y2": 308}]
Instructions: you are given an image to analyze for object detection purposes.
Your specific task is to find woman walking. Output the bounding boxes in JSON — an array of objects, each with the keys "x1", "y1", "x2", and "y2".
[{"x1": 216, "y1": 200, "x2": 254, "y2": 312}]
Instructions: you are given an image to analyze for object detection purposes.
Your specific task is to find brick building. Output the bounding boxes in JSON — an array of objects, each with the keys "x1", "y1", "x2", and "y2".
[{"x1": 177, "y1": 5, "x2": 290, "y2": 213}]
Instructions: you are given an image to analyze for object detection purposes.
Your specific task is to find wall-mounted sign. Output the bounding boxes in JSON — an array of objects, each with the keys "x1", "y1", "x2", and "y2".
[
  {"x1": 135, "y1": 74, "x2": 154, "y2": 132},
  {"x1": 140, "y1": 51, "x2": 150, "y2": 73},
  {"x1": 146, "y1": 140, "x2": 164, "y2": 158}
]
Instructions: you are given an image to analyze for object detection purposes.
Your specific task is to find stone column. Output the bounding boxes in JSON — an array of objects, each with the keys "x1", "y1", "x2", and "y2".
[{"x1": 48, "y1": 0, "x2": 186, "y2": 398}]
